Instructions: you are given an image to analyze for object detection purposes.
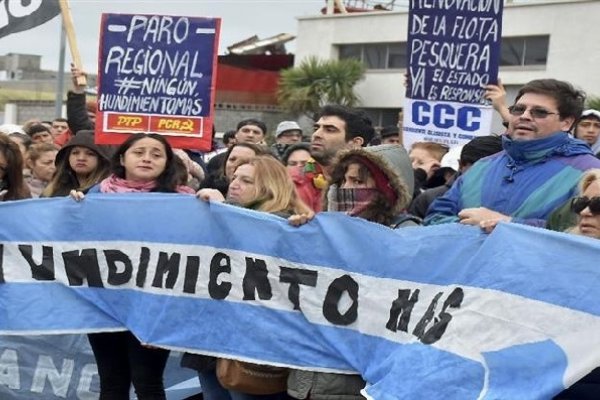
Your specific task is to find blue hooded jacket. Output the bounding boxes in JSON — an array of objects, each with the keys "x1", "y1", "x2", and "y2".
[{"x1": 424, "y1": 132, "x2": 600, "y2": 227}]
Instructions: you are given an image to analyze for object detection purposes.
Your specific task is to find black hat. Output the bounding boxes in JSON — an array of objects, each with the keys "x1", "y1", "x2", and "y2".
[
  {"x1": 380, "y1": 125, "x2": 400, "y2": 138},
  {"x1": 281, "y1": 142, "x2": 311, "y2": 165},
  {"x1": 55, "y1": 130, "x2": 112, "y2": 166},
  {"x1": 460, "y1": 135, "x2": 503, "y2": 166}
]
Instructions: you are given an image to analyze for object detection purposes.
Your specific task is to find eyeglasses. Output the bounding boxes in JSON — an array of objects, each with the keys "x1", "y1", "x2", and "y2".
[
  {"x1": 508, "y1": 105, "x2": 560, "y2": 119},
  {"x1": 570, "y1": 196, "x2": 600, "y2": 215}
]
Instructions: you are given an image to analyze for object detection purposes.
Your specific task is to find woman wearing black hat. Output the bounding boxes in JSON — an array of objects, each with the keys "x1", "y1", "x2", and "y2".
[{"x1": 42, "y1": 130, "x2": 111, "y2": 197}]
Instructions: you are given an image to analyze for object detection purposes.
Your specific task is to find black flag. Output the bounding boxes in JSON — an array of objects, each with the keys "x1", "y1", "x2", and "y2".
[{"x1": 0, "y1": 0, "x2": 61, "y2": 40}]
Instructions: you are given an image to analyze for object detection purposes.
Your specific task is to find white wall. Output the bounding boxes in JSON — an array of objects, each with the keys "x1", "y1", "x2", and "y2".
[{"x1": 295, "y1": 0, "x2": 600, "y2": 110}]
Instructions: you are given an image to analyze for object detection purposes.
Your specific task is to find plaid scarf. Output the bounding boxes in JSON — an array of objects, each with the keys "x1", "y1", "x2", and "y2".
[{"x1": 327, "y1": 185, "x2": 379, "y2": 216}]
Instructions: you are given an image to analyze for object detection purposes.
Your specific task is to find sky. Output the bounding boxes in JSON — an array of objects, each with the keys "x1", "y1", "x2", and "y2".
[{"x1": 0, "y1": 0, "x2": 330, "y2": 73}]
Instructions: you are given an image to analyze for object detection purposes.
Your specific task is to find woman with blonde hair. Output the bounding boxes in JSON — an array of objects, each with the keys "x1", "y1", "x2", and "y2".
[
  {"x1": 567, "y1": 168, "x2": 600, "y2": 238},
  {"x1": 199, "y1": 155, "x2": 310, "y2": 216},
  {"x1": 188, "y1": 155, "x2": 311, "y2": 400},
  {"x1": 555, "y1": 168, "x2": 600, "y2": 398},
  {"x1": 25, "y1": 143, "x2": 57, "y2": 197}
]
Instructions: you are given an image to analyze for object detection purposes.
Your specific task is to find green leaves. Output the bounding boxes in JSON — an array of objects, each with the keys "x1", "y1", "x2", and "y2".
[
  {"x1": 278, "y1": 57, "x2": 365, "y2": 119},
  {"x1": 586, "y1": 96, "x2": 600, "y2": 112}
]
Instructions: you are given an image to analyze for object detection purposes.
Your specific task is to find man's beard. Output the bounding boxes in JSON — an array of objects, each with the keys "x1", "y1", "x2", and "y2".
[{"x1": 310, "y1": 147, "x2": 336, "y2": 166}]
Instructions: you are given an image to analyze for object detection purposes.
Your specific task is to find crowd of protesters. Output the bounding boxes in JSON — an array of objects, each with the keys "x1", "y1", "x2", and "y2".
[{"x1": 2, "y1": 71, "x2": 600, "y2": 399}]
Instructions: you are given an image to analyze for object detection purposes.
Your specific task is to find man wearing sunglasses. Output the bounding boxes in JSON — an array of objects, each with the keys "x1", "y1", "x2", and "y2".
[{"x1": 425, "y1": 78, "x2": 600, "y2": 231}]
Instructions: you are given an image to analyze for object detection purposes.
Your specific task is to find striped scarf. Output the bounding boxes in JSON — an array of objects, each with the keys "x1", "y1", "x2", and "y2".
[{"x1": 327, "y1": 185, "x2": 379, "y2": 216}]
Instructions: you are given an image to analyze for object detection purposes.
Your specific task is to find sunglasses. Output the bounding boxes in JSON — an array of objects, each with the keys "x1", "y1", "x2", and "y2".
[
  {"x1": 508, "y1": 105, "x2": 560, "y2": 119},
  {"x1": 570, "y1": 196, "x2": 600, "y2": 215}
]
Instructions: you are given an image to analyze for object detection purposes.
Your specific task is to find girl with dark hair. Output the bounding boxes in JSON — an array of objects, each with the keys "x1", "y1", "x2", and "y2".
[
  {"x1": 42, "y1": 130, "x2": 111, "y2": 197},
  {"x1": 98, "y1": 133, "x2": 184, "y2": 193},
  {"x1": 0, "y1": 134, "x2": 31, "y2": 201},
  {"x1": 70, "y1": 132, "x2": 194, "y2": 399},
  {"x1": 287, "y1": 145, "x2": 418, "y2": 400}
]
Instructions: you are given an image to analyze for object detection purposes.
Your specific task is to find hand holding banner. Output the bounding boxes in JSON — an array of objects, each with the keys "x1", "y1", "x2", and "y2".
[{"x1": 1, "y1": 196, "x2": 600, "y2": 398}]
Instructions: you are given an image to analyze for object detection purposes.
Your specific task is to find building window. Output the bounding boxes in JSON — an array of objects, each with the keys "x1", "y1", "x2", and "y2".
[
  {"x1": 338, "y1": 44, "x2": 362, "y2": 61},
  {"x1": 361, "y1": 108, "x2": 402, "y2": 129},
  {"x1": 338, "y1": 43, "x2": 407, "y2": 70},
  {"x1": 500, "y1": 36, "x2": 549, "y2": 67},
  {"x1": 387, "y1": 43, "x2": 408, "y2": 69}
]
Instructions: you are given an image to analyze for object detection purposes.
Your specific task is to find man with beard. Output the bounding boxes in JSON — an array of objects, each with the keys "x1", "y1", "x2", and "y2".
[{"x1": 294, "y1": 105, "x2": 375, "y2": 211}]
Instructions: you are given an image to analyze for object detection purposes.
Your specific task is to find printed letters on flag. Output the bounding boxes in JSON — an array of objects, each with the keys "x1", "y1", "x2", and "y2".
[{"x1": 1, "y1": 195, "x2": 600, "y2": 399}]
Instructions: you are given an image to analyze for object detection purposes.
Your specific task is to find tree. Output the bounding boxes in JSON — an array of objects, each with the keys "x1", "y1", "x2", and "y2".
[
  {"x1": 586, "y1": 96, "x2": 600, "y2": 111},
  {"x1": 278, "y1": 57, "x2": 365, "y2": 120}
]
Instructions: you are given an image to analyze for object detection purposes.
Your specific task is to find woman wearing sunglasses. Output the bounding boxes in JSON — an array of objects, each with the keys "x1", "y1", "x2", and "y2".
[
  {"x1": 568, "y1": 169, "x2": 600, "y2": 238},
  {"x1": 554, "y1": 169, "x2": 600, "y2": 399}
]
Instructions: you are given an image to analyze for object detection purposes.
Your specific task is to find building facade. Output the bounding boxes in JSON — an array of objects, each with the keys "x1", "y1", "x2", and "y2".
[{"x1": 295, "y1": 0, "x2": 600, "y2": 132}]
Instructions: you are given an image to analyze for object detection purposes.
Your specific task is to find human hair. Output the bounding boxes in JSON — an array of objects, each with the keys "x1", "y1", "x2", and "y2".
[
  {"x1": 221, "y1": 142, "x2": 271, "y2": 176},
  {"x1": 460, "y1": 135, "x2": 503, "y2": 166},
  {"x1": 410, "y1": 142, "x2": 449, "y2": 161},
  {"x1": 53, "y1": 117, "x2": 68, "y2": 124},
  {"x1": 577, "y1": 169, "x2": 600, "y2": 195},
  {"x1": 0, "y1": 135, "x2": 31, "y2": 200},
  {"x1": 172, "y1": 154, "x2": 190, "y2": 186},
  {"x1": 316, "y1": 105, "x2": 375, "y2": 146},
  {"x1": 111, "y1": 133, "x2": 179, "y2": 193},
  {"x1": 282, "y1": 143, "x2": 311, "y2": 166},
  {"x1": 223, "y1": 130, "x2": 237, "y2": 146},
  {"x1": 329, "y1": 155, "x2": 397, "y2": 226},
  {"x1": 330, "y1": 156, "x2": 372, "y2": 184},
  {"x1": 235, "y1": 155, "x2": 311, "y2": 215},
  {"x1": 515, "y1": 79, "x2": 585, "y2": 122},
  {"x1": 566, "y1": 169, "x2": 600, "y2": 236},
  {"x1": 8, "y1": 132, "x2": 32, "y2": 151},
  {"x1": 26, "y1": 123, "x2": 51, "y2": 138},
  {"x1": 25, "y1": 143, "x2": 58, "y2": 177},
  {"x1": 26, "y1": 142, "x2": 57, "y2": 166},
  {"x1": 22, "y1": 119, "x2": 41, "y2": 134},
  {"x1": 236, "y1": 118, "x2": 267, "y2": 136},
  {"x1": 43, "y1": 145, "x2": 110, "y2": 197}
]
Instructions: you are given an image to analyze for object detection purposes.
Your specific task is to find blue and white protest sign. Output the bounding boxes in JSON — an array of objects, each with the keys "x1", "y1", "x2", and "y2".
[
  {"x1": 96, "y1": 13, "x2": 220, "y2": 150},
  {"x1": 403, "y1": 0, "x2": 503, "y2": 149},
  {"x1": 0, "y1": 334, "x2": 98, "y2": 399},
  {"x1": 0, "y1": 334, "x2": 199, "y2": 399},
  {"x1": 1, "y1": 195, "x2": 600, "y2": 399}
]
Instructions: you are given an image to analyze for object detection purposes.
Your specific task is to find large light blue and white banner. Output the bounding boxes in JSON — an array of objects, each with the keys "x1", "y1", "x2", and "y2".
[{"x1": 1, "y1": 195, "x2": 600, "y2": 399}]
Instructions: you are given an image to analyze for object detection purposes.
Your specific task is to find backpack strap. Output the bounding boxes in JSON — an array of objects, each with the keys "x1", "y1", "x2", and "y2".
[{"x1": 390, "y1": 214, "x2": 422, "y2": 229}]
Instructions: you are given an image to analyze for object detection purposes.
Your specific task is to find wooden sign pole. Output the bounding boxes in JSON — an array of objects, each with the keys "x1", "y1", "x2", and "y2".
[{"x1": 58, "y1": 0, "x2": 87, "y2": 87}]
